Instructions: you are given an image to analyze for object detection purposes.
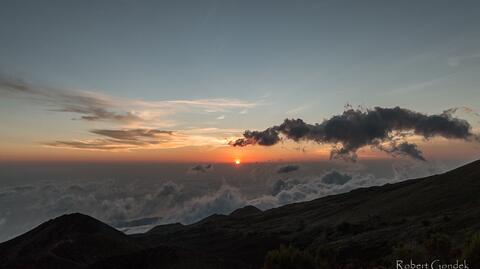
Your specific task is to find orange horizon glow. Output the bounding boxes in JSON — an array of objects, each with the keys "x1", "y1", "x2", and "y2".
[{"x1": 1, "y1": 137, "x2": 479, "y2": 164}]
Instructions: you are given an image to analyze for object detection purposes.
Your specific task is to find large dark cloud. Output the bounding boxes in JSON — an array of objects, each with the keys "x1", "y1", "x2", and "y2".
[
  {"x1": 0, "y1": 77, "x2": 142, "y2": 123},
  {"x1": 230, "y1": 107, "x2": 477, "y2": 161}
]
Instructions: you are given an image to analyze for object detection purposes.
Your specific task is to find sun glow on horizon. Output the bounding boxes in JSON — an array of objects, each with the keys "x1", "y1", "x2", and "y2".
[{"x1": 235, "y1": 159, "x2": 241, "y2": 165}]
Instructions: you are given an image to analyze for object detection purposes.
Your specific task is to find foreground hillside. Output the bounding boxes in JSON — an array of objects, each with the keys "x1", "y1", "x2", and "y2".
[{"x1": 1, "y1": 160, "x2": 479, "y2": 268}]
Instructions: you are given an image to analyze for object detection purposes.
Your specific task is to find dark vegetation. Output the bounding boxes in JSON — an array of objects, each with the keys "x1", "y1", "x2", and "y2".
[
  {"x1": 1, "y1": 160, "x2": 480, "y2": 268},
  {"x1": 264, "y1": 232, "x2": 480, "y2": 269}
]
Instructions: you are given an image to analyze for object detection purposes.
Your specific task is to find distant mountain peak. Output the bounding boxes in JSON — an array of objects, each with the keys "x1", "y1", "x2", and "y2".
[
  {"x1": 229, "y1": 205, "x2": 262, "y2": 217},
  {"x1": 0, "y1": 213, "x2": 142, "y2": 268},
  {"x1": 34, "y1": 213, "x2": 125, "y2": 237}
]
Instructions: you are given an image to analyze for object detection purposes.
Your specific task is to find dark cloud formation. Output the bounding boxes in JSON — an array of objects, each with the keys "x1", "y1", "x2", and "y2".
[
  {"x1": 383, "y1": 142, "x2": 425, "y2": 161},
  {"x1": 47, "y1": 128, "x2": 175, "y2": 150},
  {"x1": 229, "y1": 128, "x2": 281, "y2": 146},
  {"x1": 277, "y1": 165, "x2": 300, "y2": 174},
  {"x1": 230, "y1": 107, "x2": 477, "y2": 161},
  {"x1": 321, "y1": 171, "x2": 352, "y2": 185},
  {"x1": 188, "y1": 164, "x2": 214, "y2": 174},
  {"x1": 0, "y1": 77, "x2": 142, "y2": 123}
]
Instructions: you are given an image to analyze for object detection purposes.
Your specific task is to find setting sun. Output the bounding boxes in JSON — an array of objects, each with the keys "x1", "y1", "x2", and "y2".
[{"x1": 235, "y1": 159, "x2": 241, "y2": 165}]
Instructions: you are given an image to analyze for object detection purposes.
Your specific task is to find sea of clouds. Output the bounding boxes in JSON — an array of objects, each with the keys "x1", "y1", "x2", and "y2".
[{"x1": 0, "y1": 159, "x2": 456, "y2": 242}]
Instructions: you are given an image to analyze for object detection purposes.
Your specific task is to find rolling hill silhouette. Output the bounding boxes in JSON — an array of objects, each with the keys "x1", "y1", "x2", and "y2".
[{"x1": 1, "y1": 160, "x2": 479, "y2": 268}]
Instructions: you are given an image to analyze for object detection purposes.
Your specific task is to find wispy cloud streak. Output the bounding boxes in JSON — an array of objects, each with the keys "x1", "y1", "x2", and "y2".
[
  {"x1": 0, "y1": 77, "x2": 258, "y2": 126},
  {"x1": 46, "y1": 128, "x2": 229, "y2": 151},
  {"x1": 0, "y1": 77, "x2": 141, "y2": 124}
]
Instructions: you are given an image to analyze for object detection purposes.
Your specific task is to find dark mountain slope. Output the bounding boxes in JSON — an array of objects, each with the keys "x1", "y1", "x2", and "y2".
[
  {"x1": 1, "y1": 160, "x2": 479, "y2": 268},
  {"x1": 89, "y1": 245, "x2": 247, "y2": 269}
]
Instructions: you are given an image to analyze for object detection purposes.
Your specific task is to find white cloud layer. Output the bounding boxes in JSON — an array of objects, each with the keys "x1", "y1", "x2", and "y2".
[{"x1": 0, "y1": 160, "x2": 449, "y2": 242}]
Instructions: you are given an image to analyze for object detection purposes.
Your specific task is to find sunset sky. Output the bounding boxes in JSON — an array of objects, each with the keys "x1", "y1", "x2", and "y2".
[
  {"x1": 1, "y1": 0, "x2": 480, "y2": 163},
  {"x1": 2, "y1": 0, "x2": 480, "y2": 245}
]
